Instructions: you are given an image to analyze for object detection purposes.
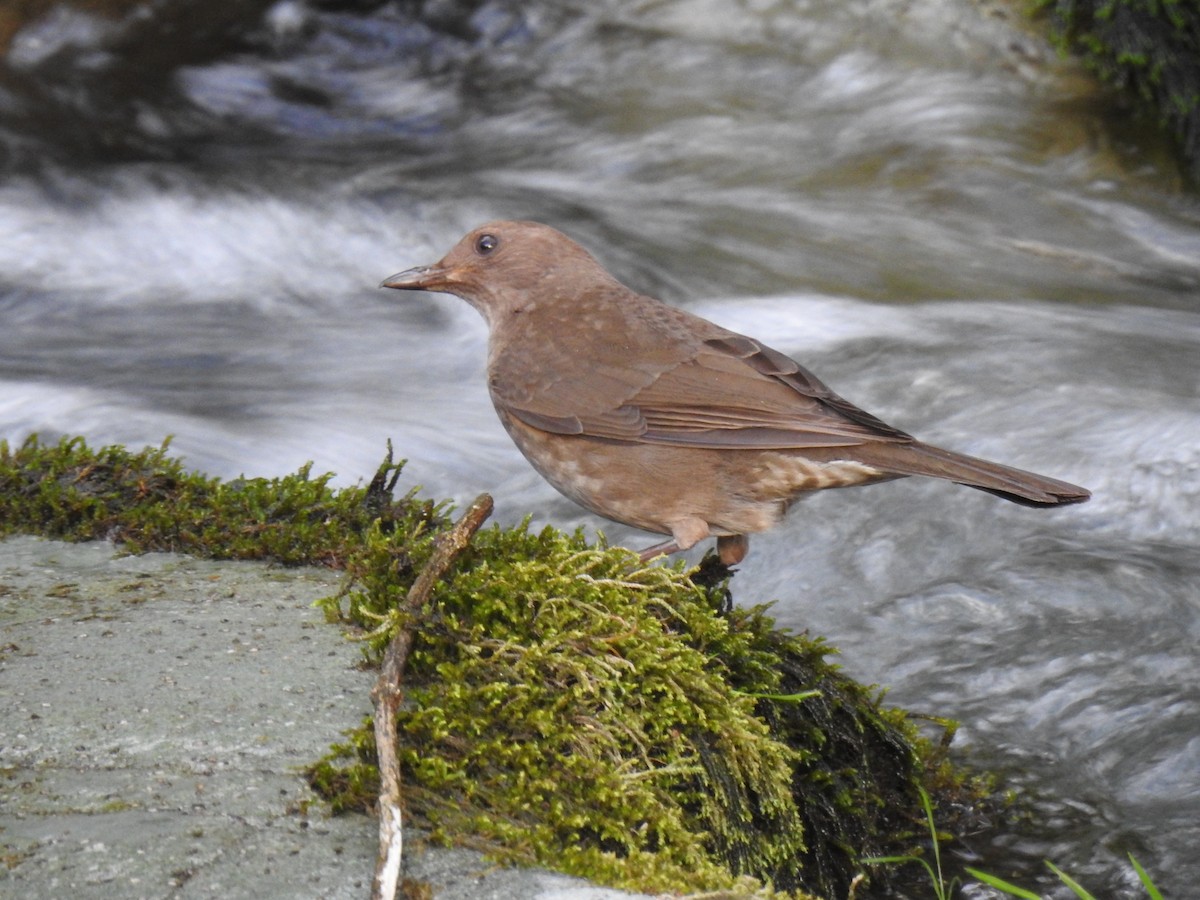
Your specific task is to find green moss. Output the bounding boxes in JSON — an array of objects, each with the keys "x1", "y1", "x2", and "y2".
[
  {"x1": 0, "y1": 434, "x2": 445, "y2": 565},
  {"x1": 1031, "y1": 0, "x2": 1200, "y2": 179},
  {"x1": 1, "y1": 434, "x2": 992, "y2": 898}
]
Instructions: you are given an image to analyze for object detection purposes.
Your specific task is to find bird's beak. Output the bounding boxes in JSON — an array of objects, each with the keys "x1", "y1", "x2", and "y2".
[{"x1": 380, "y1": 264, "x2": 449, "y2": 291}]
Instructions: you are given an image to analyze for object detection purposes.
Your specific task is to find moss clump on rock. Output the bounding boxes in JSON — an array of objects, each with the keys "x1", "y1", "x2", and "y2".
[
  {"x1": 1, "y1": 434, "x2": 985, "y2": 898},
  {"x1": 316, "y1": 514, "x2": 958, "y2": 897}
]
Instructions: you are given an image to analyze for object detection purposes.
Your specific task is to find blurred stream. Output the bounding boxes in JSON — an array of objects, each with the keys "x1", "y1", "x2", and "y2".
[{"x1": 1, "y1": 1, "x2": 1198, "y2": 897}]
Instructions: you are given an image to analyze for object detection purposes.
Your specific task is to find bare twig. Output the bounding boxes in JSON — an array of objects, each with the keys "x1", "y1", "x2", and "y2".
[{"x1": 370, "y1": 493, "x2": 494, "y2": 900}]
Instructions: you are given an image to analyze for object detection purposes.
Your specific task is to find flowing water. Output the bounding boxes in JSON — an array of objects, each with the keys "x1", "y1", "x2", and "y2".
[{"x1": 2, "y1": 1, "x2": 1198, "y2": 896}]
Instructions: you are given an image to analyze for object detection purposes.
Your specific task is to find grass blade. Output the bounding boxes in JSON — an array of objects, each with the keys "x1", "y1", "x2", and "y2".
[
  {"x1": 1128, "y1": 854, "x2": 1163, "y2": 900},
  {"x1": 917, "y1": 787, "x2": 949, "y2": 898},
  {"x1": 862, "y1": 854, "x2": 939, "y2": 890},
  {"x1": 1046, "y1": 861, "x2": 1096, "y2": 899},
  {"x1": 964, "y1": 867, "x2": 1041, "y2": 899}
]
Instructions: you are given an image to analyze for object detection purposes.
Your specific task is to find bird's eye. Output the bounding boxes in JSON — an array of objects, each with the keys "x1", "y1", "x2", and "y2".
[{"x1": 475, "y1": 233, "x2": 499, "y2": 255}]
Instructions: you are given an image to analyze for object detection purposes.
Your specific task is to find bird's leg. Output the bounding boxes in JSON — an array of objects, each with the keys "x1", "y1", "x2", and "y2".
[
  {"x1": 716, "y1": 534, "x2": 749, "y2": 565},
  {"x1": 637, "y1": 538, "x2": 681, "y2": 562},
  {"x1": 638, "y1": 516, "x2": 711, "y2": 563}
]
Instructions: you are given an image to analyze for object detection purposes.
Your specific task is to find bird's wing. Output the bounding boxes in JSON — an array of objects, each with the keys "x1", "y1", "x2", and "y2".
[{"x1": 497, "y1": 328, "x2": 913, "y2": 450}]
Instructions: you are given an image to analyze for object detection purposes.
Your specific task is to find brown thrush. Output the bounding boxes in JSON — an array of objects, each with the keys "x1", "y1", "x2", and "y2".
[{"x1": 382, "y1": 220, "x2": 1089, "y2": 564}]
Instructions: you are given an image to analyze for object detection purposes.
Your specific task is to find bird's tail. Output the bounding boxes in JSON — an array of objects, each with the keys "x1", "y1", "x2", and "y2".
[{"x1": 862, "y1": 441, "x2": 1091, "y2": 507}]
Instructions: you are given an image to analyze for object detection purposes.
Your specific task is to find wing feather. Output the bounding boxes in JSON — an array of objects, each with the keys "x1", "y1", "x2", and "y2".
[
  {"x1": 499, "y1": 330, "x2": 912, "y2": 450},
  {"x1": 486, "y1": 284, "x2": 911, "y2": 450}
]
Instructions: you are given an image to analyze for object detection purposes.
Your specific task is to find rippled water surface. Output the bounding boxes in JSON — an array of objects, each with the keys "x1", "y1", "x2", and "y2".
[{"x1": 2, "y1": 1, "x2": 1198, "y2": 896}]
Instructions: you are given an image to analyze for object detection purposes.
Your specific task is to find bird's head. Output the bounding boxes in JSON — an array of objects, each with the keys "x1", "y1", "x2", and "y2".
[{"x1": 381, "y1": 220, "x2": 619, "y2": 326}]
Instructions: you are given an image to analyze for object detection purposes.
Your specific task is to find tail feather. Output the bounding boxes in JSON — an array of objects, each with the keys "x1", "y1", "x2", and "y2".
[{"x1": 863, "y1": 441, "x2": 1091, "y2": 507}]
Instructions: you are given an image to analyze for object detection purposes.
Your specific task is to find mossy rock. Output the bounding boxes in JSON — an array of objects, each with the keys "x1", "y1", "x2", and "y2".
[
  {"x1": 1033, "y1": 0, "x2": 1200, "y2": 180},
  {"x1": 1, "y1": 434, "x2": 986, "y2": 898}
]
